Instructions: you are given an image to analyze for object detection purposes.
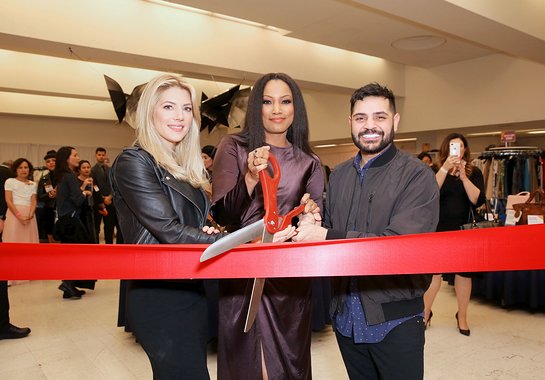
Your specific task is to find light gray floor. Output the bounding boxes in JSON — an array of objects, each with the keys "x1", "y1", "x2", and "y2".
[{"x1": 1, "y1": 280, "x2": 545, "y2": 379}]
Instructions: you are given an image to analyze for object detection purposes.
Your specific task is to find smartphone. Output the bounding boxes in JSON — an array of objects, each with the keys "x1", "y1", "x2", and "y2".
[{"x1": 449, "y1": 142, "x2": 461, "y2": 157}]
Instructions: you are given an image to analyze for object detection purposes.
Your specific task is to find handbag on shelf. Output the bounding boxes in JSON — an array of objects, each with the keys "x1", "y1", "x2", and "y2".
[
  {"x1": 512, "y1": 190, "x2": 545, "y2": 225},
  {"x1": 460, "y1": 203, "x2": 503, "y2": 230},
  {"x1": 506, "y1": 191, "x2": 531, "y2": 210}
]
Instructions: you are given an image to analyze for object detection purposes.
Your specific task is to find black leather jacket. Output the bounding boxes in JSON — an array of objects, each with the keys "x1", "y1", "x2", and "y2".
[{"x1": 110, "y1": 146, "x2": 225, "y2": 246}]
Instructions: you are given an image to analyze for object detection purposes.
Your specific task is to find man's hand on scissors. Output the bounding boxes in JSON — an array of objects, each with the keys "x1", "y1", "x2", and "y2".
[
  {"x1": 297, "y1": 193, "x2": 322, "y2": 226},
  {"x1": 272, "y1": 225, "x2": 297, "y2": 243},
  {"x1": 292, "y1": 224, "x2": 327, "y2": 242}
]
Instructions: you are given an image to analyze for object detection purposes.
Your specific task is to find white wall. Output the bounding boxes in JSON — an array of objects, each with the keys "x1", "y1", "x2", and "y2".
[{"x1": 403, "y1": 54, "x2": 545, "y2": 133}]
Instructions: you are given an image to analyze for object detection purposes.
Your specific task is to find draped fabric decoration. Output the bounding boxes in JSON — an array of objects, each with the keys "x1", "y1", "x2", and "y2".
[{"x1": 103, "y1": 75, "x2": 146, "y2": 127}]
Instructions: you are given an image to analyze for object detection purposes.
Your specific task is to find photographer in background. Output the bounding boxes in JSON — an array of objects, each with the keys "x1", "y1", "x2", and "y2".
[{"x1": 423, "y1": 133, "x2": 486, "y2": 336}]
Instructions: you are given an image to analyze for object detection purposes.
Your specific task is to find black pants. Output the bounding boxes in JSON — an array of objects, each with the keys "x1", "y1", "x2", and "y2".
[
  {"x1": 94, "y1": 204, "x2": 118, "y2": 244},
  {"x1": 335, "y1": 316, "x2": 425, "y2": 380},
  {"x1": 127, "y1": 282, "x2": 210, "y2": 380},
  {"x1": 0, "y1": 281, "x2": 10, "y2": 331}
]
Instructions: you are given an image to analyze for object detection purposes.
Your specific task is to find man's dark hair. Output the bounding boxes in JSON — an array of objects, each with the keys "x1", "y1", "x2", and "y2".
[
  {"x1": 350, "y1": 82, "x2": 396, "y2": 114},
  {"x1": 417, "y1": 152, "x2": 432, "y2": 161},
  {"x1": 95, "y1": 147, "x2": 106, "y2": 154}
]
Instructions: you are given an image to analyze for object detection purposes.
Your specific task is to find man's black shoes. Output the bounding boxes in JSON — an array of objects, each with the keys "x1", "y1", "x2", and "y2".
[{"x1": 0, "y1": 324, "x2": 31, "y2": 340}]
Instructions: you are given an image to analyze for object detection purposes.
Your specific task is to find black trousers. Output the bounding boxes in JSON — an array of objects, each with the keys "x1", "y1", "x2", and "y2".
[
  {"x1": 94, "y1": 204, "x2": 118, "y2": 244},
  {"x1": 335, "y1": 316, "x2": 425, "y2": 380},
  {"x1": 127, "y1": 282, "x2": 210, "y2": 380},
  {"x1": 0, "y1": 281, "x2": 10, "y2": 331}
]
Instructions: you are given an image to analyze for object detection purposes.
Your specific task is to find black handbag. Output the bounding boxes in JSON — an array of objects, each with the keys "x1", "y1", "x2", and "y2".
[
  {"x1": 460, "y1": 204, "x2": 503, "y2": 230},
  {"x1": 53, "y1": 212, "x2": 91, "y2": 243}
]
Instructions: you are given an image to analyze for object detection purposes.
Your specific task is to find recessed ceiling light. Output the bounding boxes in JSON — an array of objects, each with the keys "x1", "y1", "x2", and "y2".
[
  {"x1": 314, "y1": 144, "x2": 337, "y2": 148},
  {"x1": 394, "y1": 138, "x2": 417, "y2": 142},
  {"x1": 466, "y1": 131, "x2": 502, "y2": 137},
  {"x1": 391, "y1": 35, "x2": 446, "y2": 51}
]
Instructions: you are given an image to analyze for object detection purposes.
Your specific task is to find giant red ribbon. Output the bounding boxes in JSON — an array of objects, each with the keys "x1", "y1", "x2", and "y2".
[{"x1": 1, "y1": 225, "x2": 544, "y2": 280}]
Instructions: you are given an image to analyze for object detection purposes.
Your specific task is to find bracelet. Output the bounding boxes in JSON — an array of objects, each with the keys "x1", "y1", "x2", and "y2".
[{"x1": 440, "y1": 167, "x2": 448, "y2": 174}]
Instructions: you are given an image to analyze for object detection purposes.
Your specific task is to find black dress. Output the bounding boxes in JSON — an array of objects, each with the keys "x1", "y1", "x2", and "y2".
[{"x1": 437, "y1": 167, "x2": 486, "y2": 278}]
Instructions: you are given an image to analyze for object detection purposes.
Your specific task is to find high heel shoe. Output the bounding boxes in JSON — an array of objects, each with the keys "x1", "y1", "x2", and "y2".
[
  {"x1": 424, "y1": 310, "x2": 433, "y2": 330},
  {"x1": 455, "y1": 312, "x2": 470, "y2": 336}
]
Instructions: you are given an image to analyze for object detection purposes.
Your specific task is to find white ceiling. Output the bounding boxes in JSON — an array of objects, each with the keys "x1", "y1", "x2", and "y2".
[
  {"x1": 1, "y1": 0, "x2": 545, "y2": 141},
  {"x1": 168, "y1": 0, "x2": 545, "y2": 68}
]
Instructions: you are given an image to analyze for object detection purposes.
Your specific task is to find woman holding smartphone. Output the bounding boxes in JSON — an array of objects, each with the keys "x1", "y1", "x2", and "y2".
[{"x1": 423, "y1": 133, "x2": 486, "y2": 336}]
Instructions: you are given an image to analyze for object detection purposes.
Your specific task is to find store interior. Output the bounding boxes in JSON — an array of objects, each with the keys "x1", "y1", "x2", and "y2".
[{"x1": 2, "y1": 1, "x2": 545, "y2": 379}]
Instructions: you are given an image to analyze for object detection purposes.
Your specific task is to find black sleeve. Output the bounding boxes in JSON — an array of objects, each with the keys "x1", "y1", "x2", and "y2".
[{"x1": 112, "y1": 150, "x2": 225, "y2": 244}]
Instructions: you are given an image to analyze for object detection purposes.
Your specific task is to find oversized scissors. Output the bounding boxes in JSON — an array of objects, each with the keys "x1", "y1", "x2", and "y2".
[{"x1": 200, "y1": 153, "x2": 305, "y2": 332}]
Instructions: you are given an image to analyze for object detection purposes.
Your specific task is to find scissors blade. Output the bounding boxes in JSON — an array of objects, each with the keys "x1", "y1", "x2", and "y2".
[
  {"x1": 200, "y1": 219, "x2": 264, "y2": 262},
  {"x1": 243, "y1": 229, "x2": 274, "y2": 332},
  {"x1": 244, "y1": 278, "x2": 266, "y2": 333}
]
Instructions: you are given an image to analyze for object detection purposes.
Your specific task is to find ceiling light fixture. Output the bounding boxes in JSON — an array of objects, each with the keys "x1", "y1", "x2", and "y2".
[
  {"x1": 391, "y1": 35, "x2": 446, "y2": 51},
  {"x1": 394, "y1": 138, "x2": 417, "y2": 142},
  {"x1": 466, "y1": 131, "x2": 502, "y2": 137},
  {"x1": 149, "y1": 0, "x2": 290, "y2": 33},
  {"x1": 314, "y1": 144, "x2": 337, "y2": 148}
]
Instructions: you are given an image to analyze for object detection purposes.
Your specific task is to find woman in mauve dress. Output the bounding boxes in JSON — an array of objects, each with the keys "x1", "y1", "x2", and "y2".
[
  {"x1": 212, "y1": 73, "x2": 324, "y2": 380},
  {"x1": 3, "y1": 158, "x2": 39, "y2": 244}
]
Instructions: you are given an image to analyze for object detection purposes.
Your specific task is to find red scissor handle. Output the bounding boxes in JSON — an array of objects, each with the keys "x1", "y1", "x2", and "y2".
[{"x1": 259, "y1": 153, "x2": 306, "y2": 234}]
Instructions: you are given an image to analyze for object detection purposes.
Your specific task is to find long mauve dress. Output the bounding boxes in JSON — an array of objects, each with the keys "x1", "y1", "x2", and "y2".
[{"x1": 212, "y1": 134, "x2": 324, "y2": 380}]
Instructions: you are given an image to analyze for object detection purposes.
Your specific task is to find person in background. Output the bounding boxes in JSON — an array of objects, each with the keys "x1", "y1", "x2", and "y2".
[
  {"x1": 110, "y1": 74, "x2": 304, "y2": 379},
  {"x1": 212, "y1": 72, "x2": 323, "y2": 380},
  {"x1": 0, "y1": 161, "x2": 12, "y2": 238},
  {"x1": 0, "y1": 160, "x2": 31, "y2": 340},
  {"x1": 91, "y1": 147, "x2": 119, "y2": 244},
  {"x1": 36, "y1": 150, "x2": 58, "y2": 243},
  {"x1": 201, "y1": 145, "x2": 216, "y2": 180},
  {"x1": 417, "y1": 151, "x2": 438, "y2": 173},
  {"x1": 200, "y1": 144, "x2": 219, "y2": 350},
  {"x1": 2, "y1": 158, "x2": 39, "y2": 245},
  {"x1": 423, "y1": 133, "x2": 486, "y2": 336},
  {"x1": 76, "y1": 159, "x2": 106, "y2": 244},
  {"x1": 54, "y1": 146, "x2": 93, "y2": 300},
  {"x1": 293, "y1": 82, "x2": 439, "y2": 380}
]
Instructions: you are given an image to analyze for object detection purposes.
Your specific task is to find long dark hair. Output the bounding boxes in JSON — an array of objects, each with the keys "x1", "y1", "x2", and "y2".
[
  {"x1": 55, "y1": 146, "x2": 76, "y2": 183},
  {"x1": 238, "y1": 73, "x2": 313, "y2": 155},
  {"x1": 439, "y1": 133, "x2": 474, "y2": 177}
]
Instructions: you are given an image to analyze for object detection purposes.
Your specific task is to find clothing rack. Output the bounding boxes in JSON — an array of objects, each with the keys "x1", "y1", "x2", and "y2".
[
  {"x1": 478, "y1": 146, "x2": 543, "y2": 159},
  {"x1": 474, "y1": 146, "x2": 544, "y2": 216}
]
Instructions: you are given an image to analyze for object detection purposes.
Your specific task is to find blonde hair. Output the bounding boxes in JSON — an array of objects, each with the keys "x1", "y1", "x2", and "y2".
[{"x1": 135, "y1": 74, "x2": 210, "y2": 192}]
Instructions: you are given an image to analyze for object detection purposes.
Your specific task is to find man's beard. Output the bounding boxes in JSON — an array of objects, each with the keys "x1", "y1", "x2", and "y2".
[{"x1": 351, "y1": 126, "x2": 395, "y2": 155}]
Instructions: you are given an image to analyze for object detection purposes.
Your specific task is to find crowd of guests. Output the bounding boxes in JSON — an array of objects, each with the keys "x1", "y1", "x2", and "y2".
[{"x1": 1, "y1": 72, "x2": 488, "y2": 380}]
